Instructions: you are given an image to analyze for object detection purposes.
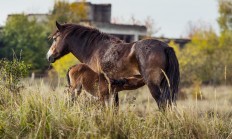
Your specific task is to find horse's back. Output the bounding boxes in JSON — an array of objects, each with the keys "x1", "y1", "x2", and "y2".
[{"x1": 135, "y1": 39, "x2": 168, "y2": 51}]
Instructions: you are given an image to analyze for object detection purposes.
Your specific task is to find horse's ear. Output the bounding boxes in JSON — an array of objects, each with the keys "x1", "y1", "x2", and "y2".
[{"x1": 56, "y1": 21, "x2": 64, "y2": 31}]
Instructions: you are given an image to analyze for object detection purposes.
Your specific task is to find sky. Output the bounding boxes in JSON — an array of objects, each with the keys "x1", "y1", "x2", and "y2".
[{"x1": 0, "y1": 0, "x2": 219, "y2": 38}]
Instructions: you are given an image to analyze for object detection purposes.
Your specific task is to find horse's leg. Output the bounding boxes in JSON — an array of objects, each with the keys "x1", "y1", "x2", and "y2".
[
  {"x1": 144, "y1": 68, "x2": 167, "y2": 110},
  {"x1": 134, "y1": 44, "x2": 167, "y2": 110},
  {"x1": 135, "y1": 55, "x2": 165, "y2": 109},
  {"x1": 147, "y1": 81, "x2": 165, "y2": 110}
]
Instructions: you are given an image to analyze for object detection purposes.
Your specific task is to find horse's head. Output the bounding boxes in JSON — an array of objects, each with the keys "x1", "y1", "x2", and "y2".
[{"x1": 47, "y1": 21, "x2": 70, "y2": 63}]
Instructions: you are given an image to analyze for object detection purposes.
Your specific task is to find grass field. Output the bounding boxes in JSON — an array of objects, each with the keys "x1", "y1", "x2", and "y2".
[{"x1": 0, "y1": 79, "x2": 231, "y2": 138}]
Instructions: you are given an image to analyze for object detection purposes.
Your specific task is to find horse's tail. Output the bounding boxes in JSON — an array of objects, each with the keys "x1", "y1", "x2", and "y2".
[{"x1": 160, "y1": 46, "x2": 180, "y2": 104}]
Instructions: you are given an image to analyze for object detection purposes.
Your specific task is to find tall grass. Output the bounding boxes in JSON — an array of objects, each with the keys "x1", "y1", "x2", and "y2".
[{"x1": 0, "y1": 79, "x2": 231, "y2": 138}]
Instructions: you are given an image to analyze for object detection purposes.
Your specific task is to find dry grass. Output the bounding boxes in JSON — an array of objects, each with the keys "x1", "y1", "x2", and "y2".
[{"x1": 0, "y1": 79, "x2": 231, "y2": 138}]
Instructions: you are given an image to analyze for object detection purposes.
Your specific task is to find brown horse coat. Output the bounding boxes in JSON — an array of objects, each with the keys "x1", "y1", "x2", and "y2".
[
  {"x1": 67, "y1": 63, "x2": 145, "y2": 103},
  {"x1": 47, "y1": 22, "x2": 180, "y2": 109}
]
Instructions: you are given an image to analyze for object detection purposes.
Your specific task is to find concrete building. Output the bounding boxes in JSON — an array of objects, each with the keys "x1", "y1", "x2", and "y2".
[
  {"x1": 79, "y1": 2, "x2": 147, "y2": 42},
  {"x1": 77, "y1": 2, "x2": 190, "y2": 45},
  {"x1": 27, "y1": 14, "x2": 49, "y2": 23},
  {"x1": 7, "y1": 13, "x2": 49, "y2": 23},
  {"x1": 153, "y1": 37, "x2": 191, "y2": 48}
]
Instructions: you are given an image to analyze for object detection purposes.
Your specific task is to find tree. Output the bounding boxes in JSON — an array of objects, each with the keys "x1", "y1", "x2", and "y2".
[
  {"x1": 177, "y1": 21, "x2": 225, "y2": 85},
  {"x1": 218, "y1": 0, "x2": 232, "y2": 32},
  {"x1": 218, "y1": 0, "x2": 232, "y2": 84},
  {"x1": 0, "y1": 14, "x2": 49, "y2": 72},
  {"x1": 167, "y1": 1, "x2": 232, "y2": 85},
  {"x1": 0, "y1": 1, "x2": 87, "y2": 75},
  {"x1": 47, "y1": 0, "x2": 87, "y2": 31}
]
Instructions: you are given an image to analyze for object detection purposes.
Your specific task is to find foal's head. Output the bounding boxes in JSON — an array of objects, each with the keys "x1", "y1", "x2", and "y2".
[{"x1": 47, "y1": 21, "x2": 70, "y2": 63}]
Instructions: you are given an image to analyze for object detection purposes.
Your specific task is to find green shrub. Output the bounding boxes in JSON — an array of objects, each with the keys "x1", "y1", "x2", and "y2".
[{"x1": 0, "y1": 58, "x2": 30, "y2": 92}]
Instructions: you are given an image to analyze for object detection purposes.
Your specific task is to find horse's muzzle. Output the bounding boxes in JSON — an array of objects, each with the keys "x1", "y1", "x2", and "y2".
[
  {"x1": 47, "y1": 49, "x2": 56, "y2": 63},
  {"x1": 48, "y1": 56, "x2": 55, "y2": 63},
  {"x1": 47, "y1": 53, "x2": 55, "y2": 63}
]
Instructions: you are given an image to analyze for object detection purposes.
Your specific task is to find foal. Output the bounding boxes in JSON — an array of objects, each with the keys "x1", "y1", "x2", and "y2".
[{"x1": 67, "y1": 63, "x2": 145, "y2": 105}]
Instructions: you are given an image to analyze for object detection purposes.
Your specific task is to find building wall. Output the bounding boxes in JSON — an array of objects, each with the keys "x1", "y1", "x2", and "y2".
[
  {"x1": 27, "y1": 14, "x2": 49, "y2": 23},
  {"x1": 92, "y1": 22, "x2": 147, "y2": 42},
  {"x1": 82, "y1": 2, "x2": 111, "y2": 23}
]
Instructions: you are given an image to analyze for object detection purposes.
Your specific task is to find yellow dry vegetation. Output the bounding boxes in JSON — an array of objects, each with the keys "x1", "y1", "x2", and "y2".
[{"x1": 52, "y1": 53, "x2": 79, "y2": 77}]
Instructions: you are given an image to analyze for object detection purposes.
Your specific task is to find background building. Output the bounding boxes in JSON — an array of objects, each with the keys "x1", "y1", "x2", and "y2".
[{"x1": 2, "y1": 2, "x2": 190, "y2": 46}]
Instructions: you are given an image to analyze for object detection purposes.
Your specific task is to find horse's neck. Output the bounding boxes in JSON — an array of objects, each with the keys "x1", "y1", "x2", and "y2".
[
  {"x1": 69, "y1": 36, "x2": 111, "y2": 63},
  {"x1": 68, "y1": 40, "x2": 86, "y2": 62}
]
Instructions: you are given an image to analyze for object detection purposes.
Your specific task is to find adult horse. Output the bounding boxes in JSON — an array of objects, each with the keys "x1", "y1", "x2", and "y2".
[{"x1": 47, "y1": 22, "x2": 180, "y2": 109}]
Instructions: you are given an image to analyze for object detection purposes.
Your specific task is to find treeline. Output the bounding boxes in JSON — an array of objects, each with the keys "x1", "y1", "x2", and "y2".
[
  {"x1": 171, "y1": 26, "x2": 232, "y2": 85},
  {"x1": 171, "y1": 0, "x2": 232, "y2": 85},
  {"x1": 0, "y1": 1, "x2": 86, "y2": 73}
]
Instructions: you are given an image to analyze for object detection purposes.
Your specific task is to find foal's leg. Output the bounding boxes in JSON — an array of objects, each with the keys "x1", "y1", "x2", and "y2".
[
  {"x1": 71, "y1": 85, "x2": 82, "y2": 102},
  {"x1": 99, "y1": 95, "x2": 109, "y2": 107},
  {"x1": 114, "y1": 93, "x2": 119, "y2": 107},
  {"x1": 113, "y1": 93, "x2": 120, "y2": 113},
  {"x1": 103, "y1": 94, "x2": 119, "y2": 113},
  {"x1": 99, "y1": 92, "x2": 118, "y2": 109}
]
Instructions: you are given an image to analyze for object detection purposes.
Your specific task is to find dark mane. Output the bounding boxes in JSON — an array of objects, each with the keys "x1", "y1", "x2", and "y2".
[{"x1": 58, "y1": 23, "x2": 123, "y2": 48}]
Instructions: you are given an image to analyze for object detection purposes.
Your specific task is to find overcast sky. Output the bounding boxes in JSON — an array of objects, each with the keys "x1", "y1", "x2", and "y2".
[{"x1": 0, "y1": 0, "x2": 219, "y2": 38}]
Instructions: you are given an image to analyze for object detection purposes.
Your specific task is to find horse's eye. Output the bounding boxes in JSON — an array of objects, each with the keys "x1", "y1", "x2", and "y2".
[{"x1": 53, "y1": 37, "x2": 57, "y2": 42}]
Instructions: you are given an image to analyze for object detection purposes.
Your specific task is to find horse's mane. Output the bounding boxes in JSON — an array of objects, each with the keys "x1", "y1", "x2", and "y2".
[{"x1": 55, "y1": 23, "x2": 123, "y2": 48}]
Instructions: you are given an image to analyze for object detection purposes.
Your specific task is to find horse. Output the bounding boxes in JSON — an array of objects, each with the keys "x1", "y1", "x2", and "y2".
[
  {"x1": 66, "y1": 63, "x2": 145, "y2": 106},
  {"x1": 47, "y1": 21, "x2": 180, "y2": 109}
]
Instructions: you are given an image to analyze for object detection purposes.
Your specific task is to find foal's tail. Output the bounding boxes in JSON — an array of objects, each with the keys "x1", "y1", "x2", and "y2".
[
  {"x1": 160, "y1": 47, "x2": 180, "y2": 104},
  {"x1": 66, "y1": 67, "x2": 72, "y2": 86}
]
